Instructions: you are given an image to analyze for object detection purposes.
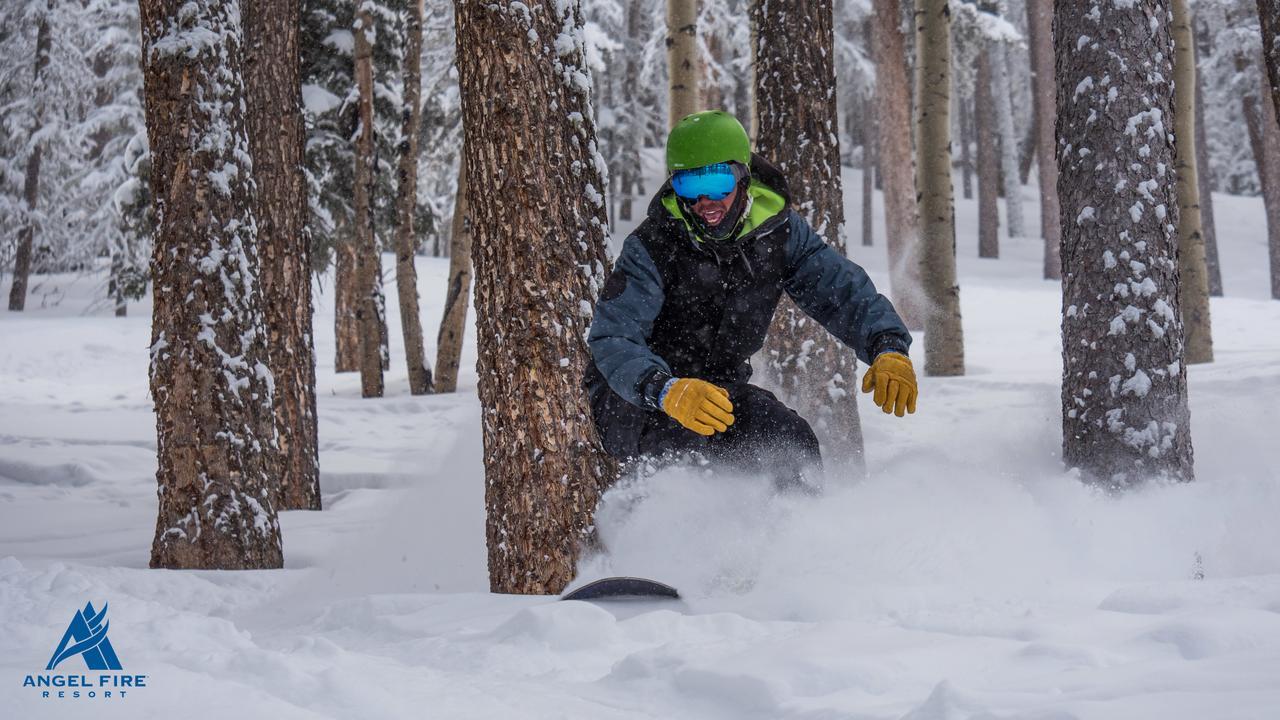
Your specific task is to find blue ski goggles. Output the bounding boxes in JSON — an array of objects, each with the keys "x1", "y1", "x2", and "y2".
[{"x1": 670, "y1": 162, "x2": 746, "y2": 201}]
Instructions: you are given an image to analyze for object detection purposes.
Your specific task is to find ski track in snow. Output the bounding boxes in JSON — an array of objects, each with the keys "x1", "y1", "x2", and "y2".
[{"x1": 2, "y1": 164, "x2": 1280, "y2": 718}]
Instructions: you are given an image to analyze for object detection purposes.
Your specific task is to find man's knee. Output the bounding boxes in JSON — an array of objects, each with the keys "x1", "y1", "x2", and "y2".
[{"x1": 733, "y1": 386, "x2": 821, "y2": 462}]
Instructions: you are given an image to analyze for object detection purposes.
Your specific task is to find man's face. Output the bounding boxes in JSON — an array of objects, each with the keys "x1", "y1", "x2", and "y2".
[{"x1": 690, "y1": 186, "x2": 738, "y2": 227}]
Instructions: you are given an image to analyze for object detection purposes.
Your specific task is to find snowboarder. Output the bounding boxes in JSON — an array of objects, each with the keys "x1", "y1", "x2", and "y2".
[{"x1": 585, "y1": 111, "x2": 916, "y2": 488}]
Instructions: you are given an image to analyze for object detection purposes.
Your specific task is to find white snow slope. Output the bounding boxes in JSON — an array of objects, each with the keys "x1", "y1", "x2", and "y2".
[{"x1": 2, "y1": 169, "x2": 1280, "y2": 719}]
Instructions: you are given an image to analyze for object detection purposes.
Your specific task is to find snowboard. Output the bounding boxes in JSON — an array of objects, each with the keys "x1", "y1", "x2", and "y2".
[{"x1": 560, "y1": 576, "x2": 680, "y2": 602}]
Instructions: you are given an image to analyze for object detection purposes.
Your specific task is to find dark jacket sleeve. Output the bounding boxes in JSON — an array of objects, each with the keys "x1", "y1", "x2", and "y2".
[
  {"x1": 587, "y1": 234, "x2": 672, "y2": 407},
  {"x1": 782, "y1": 212, "x2": 913, "y2": 362}
]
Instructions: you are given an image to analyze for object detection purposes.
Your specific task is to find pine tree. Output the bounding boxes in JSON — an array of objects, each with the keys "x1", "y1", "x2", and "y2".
[
  {"x1": 434, "y1": 156, "x2": 470, "y2": 393},
  {"x1": 1259, "y1": 0, "x2": 1280, "y2": 125},
  {"x1": 753, "y1": 0, "x2": 865, "y2": 466},
  {"x1": 1057, "y1": 0, "x2": 1194, "y2": 486},
  {"x1": 140, "y1": 0, "x2": 283, "y2": 568},
  {"x1": 455, "y1": 0, "x2": 617, "y2": 594},
  {"x1": 1026, "y1": 0, "x2": 1061, "y2": 278},
  {"x1": 354, "y1": 1, "x2": 385, "y2": 397},
  {"x1": 7, "y1": 0, "x2": 51, "y2": 312}
]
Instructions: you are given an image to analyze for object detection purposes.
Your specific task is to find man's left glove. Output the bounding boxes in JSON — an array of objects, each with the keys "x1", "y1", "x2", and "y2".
[{"x1": 862, "y1": 352, "x2": 918, "y2": 417}]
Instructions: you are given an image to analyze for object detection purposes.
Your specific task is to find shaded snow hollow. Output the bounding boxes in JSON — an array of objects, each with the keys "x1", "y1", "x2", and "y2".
[{"x1": 2, "y1": 166, "x2": 1280, "y2": 718}]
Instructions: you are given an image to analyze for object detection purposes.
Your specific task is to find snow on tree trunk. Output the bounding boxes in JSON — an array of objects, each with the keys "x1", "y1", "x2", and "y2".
[
  {"x1": 1259, "y1": 0, "x2": 1280, "y2": 128},
  {"x1": 667, "y1": 0, "x2": 699, "y2": 127},
  {"x1": 753, "y1": 0, "x2": 866, "y2": 468},
  {"x1": 975, "y1": 47, "x2": 1001, "y2": 258},
  {"x1": 991, "y1": 41, "x2": 1026, "y2": 239},
  {"x1": 1193, "y1": 37, "x2": 1223, "y2": 297},
  {"x1": 1171, "y1": 0, "x2": 1213, "y2": 364},
  {"x1": 434, "y1": 156, "x2": 471, "y2": 394},
  {"x1": 140, "y1": 0, "x2": 283, "y2": 568},
  {"x1": 395, "y1": 0, "x2": 435, "y2": 396},
  {"x1": 1026, "y1": 0, "x2": 1061, "y2": 279},
  {"x1": 454, "y1": 0, "x2": 617, "y2": 595},
  {"x1": 244, "y1": 0, "x2": 322, "y2": 510},
  {"x1": 353, "y1": 2, "x2": 384, "y2": 397},
  {"x1": 872, "y1": 0, "x2": 925, "y2": 330},
  {"x1": 1056, "y1": 0, "x2": 1194, "y2": 486},
  {"x1": 915, "y1": 0, "x2": 966, "y2": 376},
  {"x1": 7, "y1": 3, "x2": 51, "y2": 313}
]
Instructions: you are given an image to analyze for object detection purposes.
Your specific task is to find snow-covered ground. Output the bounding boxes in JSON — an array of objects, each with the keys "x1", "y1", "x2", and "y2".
[{"x1": 2, "y1": 168, "x2": 1280, "y2": 719}]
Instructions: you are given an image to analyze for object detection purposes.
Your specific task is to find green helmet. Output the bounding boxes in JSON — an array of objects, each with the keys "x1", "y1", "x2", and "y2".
[{"x1": 665, "y1": 110, "x2": 751, "y2": 173}]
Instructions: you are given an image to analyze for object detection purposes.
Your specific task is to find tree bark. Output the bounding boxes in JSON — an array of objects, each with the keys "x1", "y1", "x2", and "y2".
[
  {"x1": 753, "y1": 0, "x2": 865, "y2": 468},
  {"x1": 1171, "y1": 0, "x2": 1213, "y2": 363},
  {"x1": 1056, "y1": 0, "x2": 1193, "y2": 486},
  {"x1": 1259, "y1": 0, "x2": 1280, "y2": 128},
  {"x1": 395, "y1": 0, "x2": 434, "y2": 395},
  {"x1": 1193, "y1": 28, "x2": 1223, "y2": 297},
  {"x1": 7, "y1": 3, "x2": 52, "y2": 313},
  {"x1": 435, "y1": 157, "x2": 472, "y2": 393},
  {"x1": 334, "y1": 226, "x2": 361, "y2": 372},
  {"x1": 1261, "y1": 67, "x2": 1280, "y2": 300},
  {"x1": 667, "y1": 0, "x2": 699, "y2": 127},
  {"x1": 872, "y1": 0, "x2": 925, "y2": 330},
  {"x1": 992, "y1": 41, "x2": 1026, "y2": 238},
  {"x1": 862, "y1": 95, "x2": 876, "y2": 247},
  {"x1": 455, "y1": 0, "x2": 617, "y2": 595},
  {"x1": 353, "y1": 3, "x2": 384, "y2": 397},
  {"x1": 975, "y1": 47, "x2": 1000, "y2": 258},
  {"x1": 1026, "y1": 0, "x2": 1061, "y2": 279},
  {"x1": 140, "y1": 0, "x2": 283, "y2": 568},
  {"x1": 958, "y1": 92, "x2": 974, "y2": 200},
  {"x1": 244, "y1": 0, "x2": 322, "y2": 510},
  {"x1": 617, "y1": 0, "x2": 647, "y2": 222},
  {"x1": 915, "y1": 0, "x2": 965, "y2": 376}
]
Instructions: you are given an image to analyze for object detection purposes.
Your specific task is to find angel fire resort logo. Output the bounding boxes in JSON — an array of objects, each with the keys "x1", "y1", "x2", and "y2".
[{"x1": 21, "y1": 601, "x2": 148, "y2": 700}]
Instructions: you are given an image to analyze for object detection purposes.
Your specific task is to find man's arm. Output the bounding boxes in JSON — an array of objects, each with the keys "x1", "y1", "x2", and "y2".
[
  {"x1": 781, "y1": 212, "x2": 913, "y2": 362},
  {"x1": 588, "y1": 234, "x2": 673, "y2": 408}
]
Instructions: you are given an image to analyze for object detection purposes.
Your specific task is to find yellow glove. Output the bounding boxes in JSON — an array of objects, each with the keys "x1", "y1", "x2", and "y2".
[
  {"x1": 861, "y1": 352, "x2": 918, "y2": 417},
  {"x1": 662, "y1": 378, "x2": 735, "y2": 436}
]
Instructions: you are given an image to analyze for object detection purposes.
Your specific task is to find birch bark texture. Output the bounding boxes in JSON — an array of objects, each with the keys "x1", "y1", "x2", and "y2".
[
  {"x1": 915, "y1": 0, "x2": 966, "y2": 376},
  {"x1": 454, "y1": 0, "x2": 617, "y2": 595},
  {"x1": 1026, "y1": 0, "x2": 1061, "y2": 278},
  {"x1": 434, "y1": 157, "x2": 471, "y2": 394},
  {"x1": 667, "y1": 0, "x2": 699, "y2": 127},
  {"x1": 872, "y1": 0, "x2": 925, "y2": 330},
  {"x1": 395, "y1": 0, "x2": 435, "y2": 395},
  {"x1": 140, "y1": 0, "x2": 283, "y2": 568},
  {"x1": 244, "y1": 0, "x2": 322, "y2": 510},
  {"x1": 752, "y1": 0, "x2": 865, "y2": 467},
  {"x1": 1171, "y1": 0, "x2": 1213, "y2": 364},
  {"x1": 1056, "y1": 0, "x2": 1193, "y2": 486},
  {"x1": 353, "y1": 3, "x2": 384, "y2": 397},
  {"x1": 7, "y1": 1, "x2": 52, "y2": 313}
]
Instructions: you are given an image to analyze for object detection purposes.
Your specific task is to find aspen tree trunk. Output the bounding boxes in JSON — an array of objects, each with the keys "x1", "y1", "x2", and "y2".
[
  {"x1": 353, "y1": 3, "x2": 384, "y2": 397},
  {"x1": 8, "y1": 3, "x2": 51, "y2": 313},
  {"x1": 244, "y1": 0, "x2": 322, "y2": 510},
  {"x1": 1193, "y1": 30, "x2": 1223, "y2": 297},
  {"x1": 975, "y1": 48, "x2": 1000, "y2": 258},
  {"x1": 455, "y1": 0, "x2": 617, "y2": 595},
  {"x1": 395, "y1": 0, "x2": 434, "y2": 395},
  {"x1": 1171, "y1": 0, "x2": 1213, "y2": 363},
  {"x1": 1056, "y1": 0, "x2": 1193, "y2": 486},
  {"x1": 753, "y1": 0, "x2": 865, "y2": 468},
  {"x1": 1026, "y1": 0, "x2": 1061, "y2": 279},
  {"x1": 334, "y1": 228, "x2": 361, "y2": 372},
  {"x1": 140, "y1": 0, "x2": 283, "y2": 568},
  {"x1": 992, "y1": 42, "x2": 1026, "y2": 238},
  {"x1": 959, "y1": 94, "x2": 974, "y2": 200},
  {"x1": 1259, "y1": 0, "x2": 1280, "y2": 126},
  {"x1": 915, "y1": 0, "x2": 965, "y2": 376},
  {"x1": 667, "y1": 0, "x2": 699, "y2": 127},
  {"x1": 435, "y1": 158, "x2": 472, "y2": 393},
  {"x1": 872, "y1": 0, "x2": 925, "y2": 330}
]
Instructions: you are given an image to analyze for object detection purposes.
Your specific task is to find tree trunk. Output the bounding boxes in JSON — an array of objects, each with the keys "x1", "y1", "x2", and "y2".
[
  {"x1": 7, "y1": 3, "x2": 51, "y2": 313},
  {"x1": 872, "y1": 0, "x2": 925, "y2": 330},
  {"x1": 914, "y1": 0, "x2": 964, "y2": 376},
  {"x1": 455, "y1": 0, "x2": 617, "y2": 595},
  {"x1": 992, "y1": 41, "x2": 1026, "y2": 239},
  {"x1": 1193, "y1": 28, "x2": 1222, "y2": 297},
  {"x1": 958, "y1": 92, "x2": 974, "y2": 200},
  {"x1": 244, "y1": 0, "x2": 322, "y2": 511},
  {"x1": 1259, "y1": 0, "x2": 1280, "y2": 127},
  {"x1": 334, "y1": 226, "x2": 361, "y2": 372},
  {"x1": 617, "y1": 0, "x2": 647, "y2": 222},
  {"x1": 862, "y1": 95, "x2": 876, "y2": 247},
  {"x1": 435, "y1": 157, "x2": 472, "y2": 393},
  {"x1": 353, "y1": 4, "x2": 384, "y2": 397},
  {"x1": 667, "y1": 0, "x2": 699, "y2": 127},
  {"x1": 140, "y1": 0, "x2": 283, "y2": 568},
  {"x1": 1171, "y1": 0, "x2": 1213, "y2": 363},
  {"x1": 1056, "y1": 0, "x2": 1193, "y2": 486},
  {"x1": 753, "y1": 0, "x2": 865, "y2": 468},
  {"x1": 975, "y1": 47, "x2": 1000, "y2": 258},
  {"x1": 1262, "y1": 68, "x2": 1280, "y2": 300},
  {"x1": 1026, "y1": 0, "x2": 1061, "y2": 279},
  {"x1": 395, "y1": 0, "x2": 434, "y2": 395}
]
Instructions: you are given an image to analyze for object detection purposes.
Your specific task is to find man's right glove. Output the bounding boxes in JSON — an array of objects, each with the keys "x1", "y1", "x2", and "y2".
[
  {"x1": 662, "y1": 378, "x2": 735, "y2": 436},
  {"x1": 861, "y1": 352, "x2": 918, "y2": 417}
]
